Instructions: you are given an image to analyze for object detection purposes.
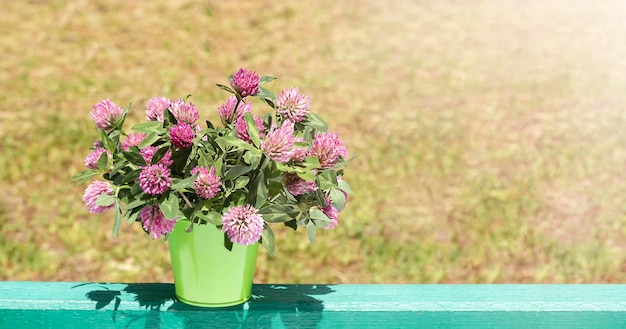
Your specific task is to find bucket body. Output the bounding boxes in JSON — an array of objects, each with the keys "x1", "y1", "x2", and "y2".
[{"x1": 168, "y1": 220, "x2": 259, "y2": 307}]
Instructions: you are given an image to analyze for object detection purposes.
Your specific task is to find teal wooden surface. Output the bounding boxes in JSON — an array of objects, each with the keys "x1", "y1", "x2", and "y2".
[{"x1": 0, "y1": 282, "x2": 625, "y2": 328}]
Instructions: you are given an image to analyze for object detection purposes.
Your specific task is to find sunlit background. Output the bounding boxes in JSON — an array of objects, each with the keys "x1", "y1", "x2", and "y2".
[{"x1": 1, "y1": 0, "x2": 625, "y2": 283}]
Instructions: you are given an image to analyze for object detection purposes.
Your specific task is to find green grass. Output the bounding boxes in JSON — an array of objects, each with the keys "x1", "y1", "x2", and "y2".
[{"x1": 1, "y1": 0, "x2": 625, "y2": 283}]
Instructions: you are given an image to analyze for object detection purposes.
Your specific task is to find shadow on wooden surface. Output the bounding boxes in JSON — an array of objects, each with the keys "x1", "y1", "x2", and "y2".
[{"x1": 81, "y1": 283, "x2": 331, "y2": 328}]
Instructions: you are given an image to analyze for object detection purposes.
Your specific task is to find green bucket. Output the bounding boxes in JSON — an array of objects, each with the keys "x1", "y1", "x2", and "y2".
[{"x1": 168, "y1": 220, "x2": 259, "y2": 307}]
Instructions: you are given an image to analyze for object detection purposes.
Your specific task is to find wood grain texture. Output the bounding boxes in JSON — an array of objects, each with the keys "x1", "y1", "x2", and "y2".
[{"x1": 1, "y1": 282, "x2": 625, "y2": 328}]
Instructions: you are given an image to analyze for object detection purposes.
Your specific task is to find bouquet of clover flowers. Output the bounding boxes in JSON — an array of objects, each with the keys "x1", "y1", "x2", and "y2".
[{"x1": 71, "y1": 68, "x2": 352, "y2": 254}]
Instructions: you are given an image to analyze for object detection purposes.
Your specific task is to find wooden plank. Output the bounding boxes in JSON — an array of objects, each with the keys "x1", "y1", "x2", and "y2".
[{"x1": 0, "y1": 282, "x2": 625, "y2": 328}]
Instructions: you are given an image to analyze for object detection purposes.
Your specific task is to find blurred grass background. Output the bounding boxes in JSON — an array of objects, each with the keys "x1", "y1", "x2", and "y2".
[{"x1": 1, "y1": 0, "x2": 625, "y2": 283}]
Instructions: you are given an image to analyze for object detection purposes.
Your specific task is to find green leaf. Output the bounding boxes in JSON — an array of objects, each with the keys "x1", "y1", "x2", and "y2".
[
  {"x1": 257, "y1": 86, "x2": 275, "y2": 99},
  {"x1": 338, "y1": 179, "x2": 354, "y2": 194},
  {"x1": 302, "y1": 156, "x2": 321, "y2": 170},
  {"x1": 182, "y1": 207, "x2": 194, "y2": 220},
  {"x1": 234, "y1": 176, "x2": 250, "y2": 189},
  {"x1": 306, "y1": 220, "x2": 317, "y2": 244},
  {"x1": 112, "y1": 200, "x2": 123, "y2": 237},
  {"x1": 139, "y1": 132, "x2": 161, "y2": 149},
  {"x1": 259, "y1": 97, "x2": 275, "y2": 109},
  {"x1": 307, "y1": 112, "x2": 328, "y2": 132},
  {"x1": 117, "y1": 104, "x2": 130, "y2": 130},
  {"x1": 296, "y1": 217, "x2": 308, "y2": 227},
  {"x1": 225, "y1": 165, "x2": 253, "y2": 180},
  {"x1": 125, "y1": 208, "x2": 140, "y2": 225},
  {"x1": 125, "y1": 198, "x2": 146, "y2": 211},
  {"x1": 260, "y1": 223, "x2": 275, "y2": 256},
  {"x1": 108, "y1": 130, "x2": 121, "y2": 150},
  {"x1": 263, "y1": 113, "x2": 274, "y2": 130},
  {"x1": 229, "y1": 192, "x2": 247, "y2": 207},
  {"x1": 244, "y1": 112, "x2": 261, "y2": 148},
  {"x1": 302, "y1": 125, "x2": 314, "y2": 143},
  {"x1": 184, "y1": 220, "x2": 195, "y2": 233},
  {"x1": 259, "y1": 204, "x2": 300, "y2": 216},
  {"x1": 284, "y1": 219, "x2": 298, "y2": 230},
  {"x1": 318, "y1": 170, "x2": 338, "y2": 190},
  {"x1": 309, "y1": 208, "x2": 332, "y2": 227},
  {"x1": 329, "y1": 188, "x2": 347, "y2": 211},
  {"x1": 216, "y1": 136, "x2": 257, "y2": 152},
  {"x1": 248, "y1": 171, "x2": 268, "y2": 208},
  {"x1": 171, "y1": 147, "x2": 192, "y2": 176},
  {"x1": 170, "y1": 174, "x2": 198, "y2": 191},
  {"x1": 121, "y1": 169, "x2": 142, "y2": 184},
  {"x1": 259, "y1": 76, "x2": 276, "y2": 85},
  {"x1": 100, "y1": 130, "x2": 113, "y2": 153},
  {"x1": 131, "y1": 182, "x2": 143, "y2": 195},
  {"x1": 259, "y1": 204, "x2": 300, "y2": 223},
  {"x1": 276, "y1": 162, "x2": 314, "y2": 181},
  {"x1": 260, "y1": 212, "x2": 297, "y2": 223},
  {"x1": 275, "y1": 162, "x2": 300, "y2": 175},
  {"x1": 216, "y1": 84, "x2": 235, "y2": 94},
  {"x1": 96, "y1": 151, "x2": 109, "y2": 171},
  {"x1": 152, "y1": 146, "x2": 171, "y2": 165},
  {"x1": 132, "y1": 121, "x2": 164, "y2": 133},
  {"x1": 224, "y1": 233, "x2": 234, "y2": 251},
  {"x1": 123, "y1": 151, "x2": 147, "y2": 167},
  {"x1": 197, "y1": 147, "x2": 217, "y2": 168},
  {"x1": 194, "y1": 209, "x2": 223, "y2": 226},
  {"x1": 315, "y1": 189, "x2": 326, "y2": 207},
  {"x1": 109, "y1": 171, "x2": 123, "y2": 186},
  {"x1": 109, "y1": 157, "x2": 129, "y2": 176},
  {"x1": 70, "y1": 169, "x2": 99, "y2": 185},
  {"x1": 159, "y1": 194, "x2": 180, "y2": 220},
  {"x1": 296, "y1": 169, "x2": 316, "y2": 182},
  {"x1": 242, "y1": 151, "x2": 262, "y2": 168},
  {"x1": 164, "y1": 106, "x2": 178, "y2": 126},
  {"x1": 294, "y1": 141, "x2": 310, "y2": 148},
  {"x1": 95, "y1": 194, "x2": 116, "y2": 207},
  {"x1": 214, "y1": 154, "x2": 224, "y2": 178}
]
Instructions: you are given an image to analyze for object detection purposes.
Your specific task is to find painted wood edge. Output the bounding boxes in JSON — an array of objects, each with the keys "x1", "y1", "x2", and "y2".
[{"x1": 1, "y1": 282, "x2": 626, "y2": 312}]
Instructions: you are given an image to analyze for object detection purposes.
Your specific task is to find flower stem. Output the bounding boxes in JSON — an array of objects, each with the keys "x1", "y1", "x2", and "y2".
[
  {"x1": 179, "y1": 192, "x2": 194, "y2": 209},
  {"x1": 230, "y1": 99, "x2": 242, "y2": 123}
]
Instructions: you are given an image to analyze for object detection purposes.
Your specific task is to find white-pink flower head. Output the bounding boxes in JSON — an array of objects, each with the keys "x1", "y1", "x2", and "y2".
[
  {"x1": 276, "y1": 87, "x2": 311, "y2": 122},
  {"x1": 169, "y1": 123, "x2": 195, "y2": 149},
  {"x1": 291, "y1": 137, "x2": 309, "y2": 162},
  {"x1": 140, "y1": 146, "x2": 173, "y2": 167},
  {"x1": 218, "y1": 96, "x2": 252, "y2": 124},
  {"x1": 191, "y1": 166, "x2": 221, "y2": 199},
  {"x1": 139, "y1": 205, "x2": 176, "y2": 239},
  {"x1": 321, "y1": 195, "x2": 339, "y2": 230},
  {"x1": 91, "y1": 99, "x2": 124, "y2": 130},
  {"x1": 84, "y1": 147, "x2": 110, "y2": 170},
  {"x1": 235, "y1": 115, "x2": 265, "y2": 144},
  {"x1": 230, "y1": 68, "x2": 260, "y2": 97},
  {"x1": 83, "y1": 181, "x2": 114, "y2": 214},
  {"x1": 139, "y1": 163, "x2": 172, "y2": 195},
  {"x1": 169, "y1": 99, "x2": 199, "y2": 125},
  {"x1": 121, "y1": 133, "x2": 146, "y2": 151},
  {"x1": 146, "y1": 96, "x2": 170, "y2": 122},
  {"x1": 285, "y1": 173, "x2": 318, "y2": 196},
  {"x1": 221, "y1": 204, "x2": 264, "y2": 245},
  {"x1": 309, "y1": 131, "x2": 348, "y2": 169},
  {"x1": 261, "y1": 121, "x2": 295, "y2": 163}
]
